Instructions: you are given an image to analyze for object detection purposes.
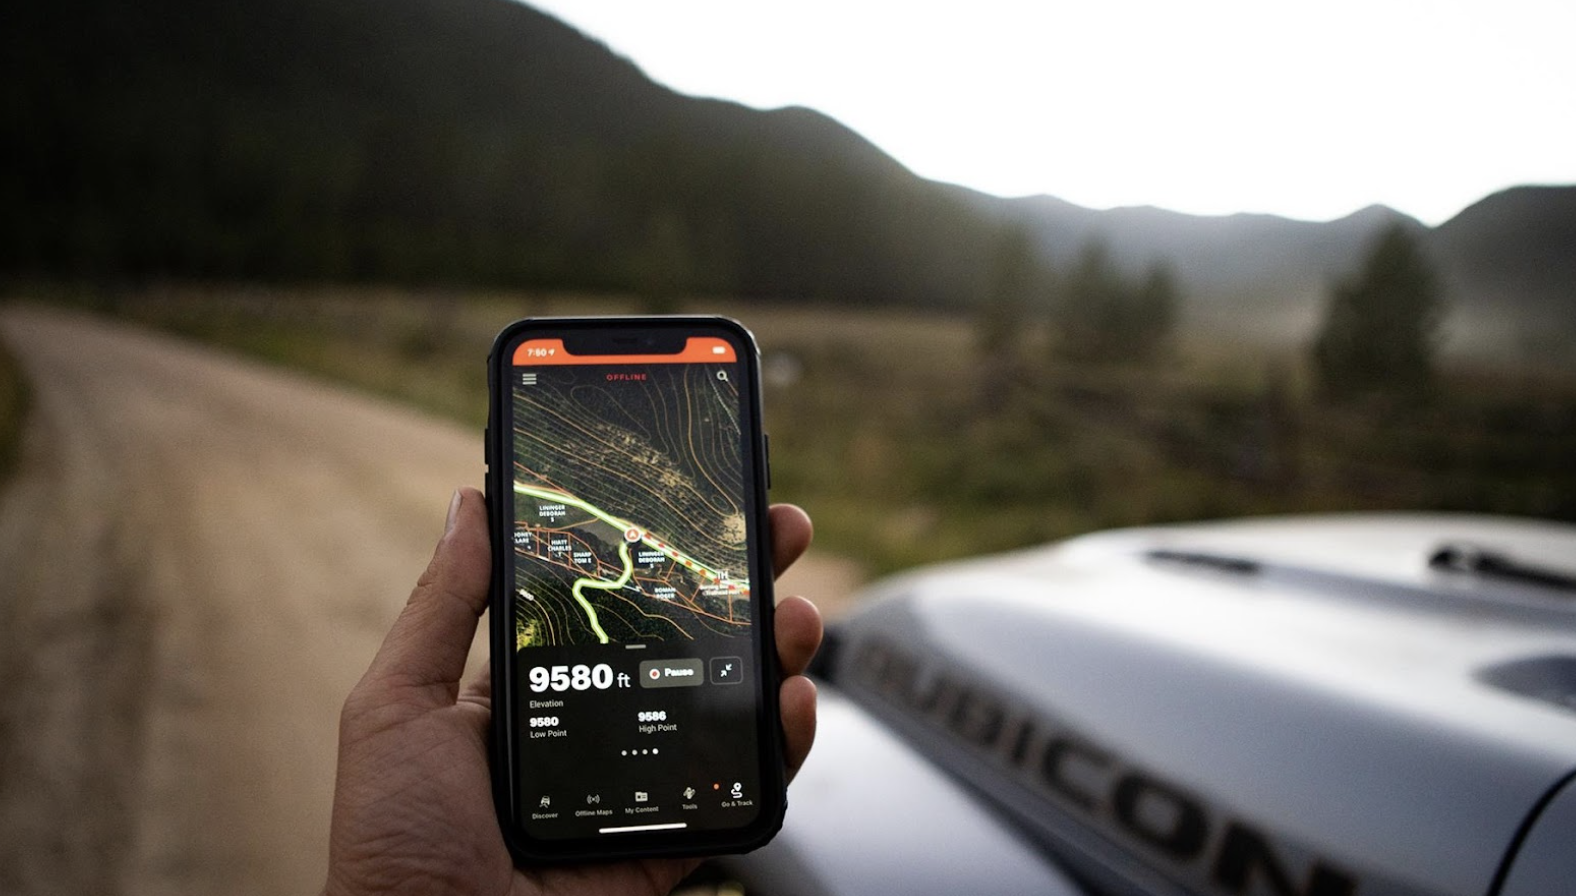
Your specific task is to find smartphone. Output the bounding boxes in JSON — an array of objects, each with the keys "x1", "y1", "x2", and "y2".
[{"x1": 486, "y1": 316, "x2": 785, "y2": 862}]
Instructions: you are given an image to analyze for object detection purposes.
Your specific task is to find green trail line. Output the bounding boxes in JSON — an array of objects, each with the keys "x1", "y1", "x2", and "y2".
[
  {"x1": 571, "y1": 540, "x2": 631, "y2": 644},
  {"x1": 514, "y1": 482, "x2": 750, "y2": 597}
]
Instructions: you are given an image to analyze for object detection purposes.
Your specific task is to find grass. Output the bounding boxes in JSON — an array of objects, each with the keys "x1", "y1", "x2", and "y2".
[{"x1": 38, "y1": 282, "x2": 1576, "y2": 576}]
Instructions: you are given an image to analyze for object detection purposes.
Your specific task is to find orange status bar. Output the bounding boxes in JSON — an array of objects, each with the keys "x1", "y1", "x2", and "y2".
[{"x1": 512, "y1": 337, "x2": 737, "y2": 366}]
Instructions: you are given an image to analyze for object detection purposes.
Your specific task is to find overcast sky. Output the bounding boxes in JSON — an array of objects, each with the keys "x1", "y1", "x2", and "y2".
[{"x1": 527, "y1": 0, "x2": 1575, "y2": 225}]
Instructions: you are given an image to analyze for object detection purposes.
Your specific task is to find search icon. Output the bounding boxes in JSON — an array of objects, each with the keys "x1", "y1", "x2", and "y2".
[{"x1": 716, "y1": 370, "x2": 729, "y2": 382}]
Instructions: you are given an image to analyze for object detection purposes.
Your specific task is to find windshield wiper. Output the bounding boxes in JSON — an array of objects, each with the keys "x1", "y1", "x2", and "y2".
[
  {"x1": 1145, "y1": 549, "x2": 1261, "y2": 576},
  {"x1": 1429, "y1": 543, "x2": 1576, "y2": 594}
]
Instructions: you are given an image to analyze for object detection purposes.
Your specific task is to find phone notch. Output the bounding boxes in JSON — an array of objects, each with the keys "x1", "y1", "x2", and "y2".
[{"x1": 562, "y1": 331, "x2": 687, "y2": 357}]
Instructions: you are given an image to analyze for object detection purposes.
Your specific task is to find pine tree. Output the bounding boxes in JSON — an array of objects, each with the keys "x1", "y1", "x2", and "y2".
[
  {"x1": 1131, "y1": 262, "x2": 1179, "y2": 362},
  {"x1": 1055, "y1": 240, "x2": 1124, "y2": 361},
  {"x1": 1312, "y1": 223, "x2": 1444, "y2": 402},
  {"x1": 975, "y1": 225, "x2": 1050, "y2": 411},
  {"x1": 1052, "y1": 240, "x2": 1178, "y2": 364},
  {"x1": 976, "y1": 226, "x2": 1040, "y2": 360}
]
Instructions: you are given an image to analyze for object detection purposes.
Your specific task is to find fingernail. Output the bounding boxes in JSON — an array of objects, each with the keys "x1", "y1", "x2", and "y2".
[{"x1": 445, "y1": 489, "x2": 462, "y2": 535}]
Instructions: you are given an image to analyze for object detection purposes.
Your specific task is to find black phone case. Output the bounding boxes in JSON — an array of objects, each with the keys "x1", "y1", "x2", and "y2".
[{"x1": 484, "y1": 316, "x2": 786, "y2": 863}]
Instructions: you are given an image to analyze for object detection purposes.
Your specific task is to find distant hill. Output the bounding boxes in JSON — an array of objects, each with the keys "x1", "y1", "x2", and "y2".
[
  {"x1": 3, "y1": 0, "x2": 1572, "y2": 356},
  {"x1": 1432, "y1": 186, "x2": 1576, "y2": 314},
  {"x1": 1426, "y1": 186, "x2": 1576, "y2": 361},
  {"x1": 967, "y1": 190, "x2": 1423, "y2": 336},
  {"x1": 961, "y1": 184, "x2": 1574, "y2": 354}
]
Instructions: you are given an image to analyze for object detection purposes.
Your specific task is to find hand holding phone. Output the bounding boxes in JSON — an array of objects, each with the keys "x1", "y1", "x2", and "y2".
[
  {"x1": 486, "y1": 317, "x2": 792, "y2": 862},
  {"x1": 324, "y1": 484, "x2": 819, "y2": 895}
]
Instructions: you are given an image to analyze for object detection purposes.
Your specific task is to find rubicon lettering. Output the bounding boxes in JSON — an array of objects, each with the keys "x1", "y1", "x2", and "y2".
[{"x1": 847, "y1": 639, "x2": 1360, "y2": 896}]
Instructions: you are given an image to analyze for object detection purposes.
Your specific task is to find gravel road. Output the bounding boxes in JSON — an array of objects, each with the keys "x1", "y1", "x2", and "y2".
[{"x1": 0, "y1": 306, "x2": 858, "y2": 896}]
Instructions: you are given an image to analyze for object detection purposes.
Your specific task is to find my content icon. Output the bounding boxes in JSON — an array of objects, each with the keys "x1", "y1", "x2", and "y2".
[{"x1": 634, "y1": 791, "x2": 649, "y2": 803}]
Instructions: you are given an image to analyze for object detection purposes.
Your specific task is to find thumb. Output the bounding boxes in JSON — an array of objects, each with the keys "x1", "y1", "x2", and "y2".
[{"x1": 361, "y1": 487, "x2": 491, "y2": 705}]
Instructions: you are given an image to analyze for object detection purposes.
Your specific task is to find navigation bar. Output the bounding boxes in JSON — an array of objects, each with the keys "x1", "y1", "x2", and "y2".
[{"x1": 599, "y1": 822, "x2": 687, "y2": 834}]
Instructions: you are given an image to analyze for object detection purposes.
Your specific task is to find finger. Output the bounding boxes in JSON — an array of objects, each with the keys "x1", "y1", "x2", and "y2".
[
  {"x1": 780, "y1": 675, "x2": 818, "y2": 779},
  {"x1": 769, "y1": 504, "x2": 812, "y2": 578},
  {"x1": 774, "y1": 595, "x2": 822, "y2": 678},
  {"x1": 363, "y1": 487, "x2": 491, "y2": 701}
]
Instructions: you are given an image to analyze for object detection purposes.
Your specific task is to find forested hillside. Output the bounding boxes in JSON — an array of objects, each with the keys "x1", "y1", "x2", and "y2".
[
  {"x1": 2, "y1": 0, "x2": 996, "y2": 305},
  {"x1": 1432, "y1": 186, "x2": 1576, "y2": 322},
  {"x1": 5, "y1": 0, "x2": 1572, "y2": 339}
]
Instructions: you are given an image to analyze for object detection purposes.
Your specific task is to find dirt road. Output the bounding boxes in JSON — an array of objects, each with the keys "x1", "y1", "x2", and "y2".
[{"x1": 0, "y1": 306, "x2": 860, "y2": 896}]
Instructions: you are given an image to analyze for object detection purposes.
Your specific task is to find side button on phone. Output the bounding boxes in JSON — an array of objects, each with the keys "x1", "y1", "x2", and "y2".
[{"x1": 764, "y1": 433, "x2": 772, "y2": 490}]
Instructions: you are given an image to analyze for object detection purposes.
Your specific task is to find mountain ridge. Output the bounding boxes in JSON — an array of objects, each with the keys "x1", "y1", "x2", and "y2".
[{"x1": 3, "y1": 0, "x2": 1571, "y2": 353}]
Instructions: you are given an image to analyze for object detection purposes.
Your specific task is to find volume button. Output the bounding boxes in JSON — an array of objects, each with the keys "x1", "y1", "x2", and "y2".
[{"x1": 764, "y1": 433, "x2": 772, "y2": 490}]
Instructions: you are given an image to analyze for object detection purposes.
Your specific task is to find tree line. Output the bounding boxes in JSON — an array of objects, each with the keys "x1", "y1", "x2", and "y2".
[
  {"x1": 974, "y1": 220, "x2": 1443, "y2": 406},
  {"x1": 974, "y1": 226, "x2": 1183, "y2": 371}
]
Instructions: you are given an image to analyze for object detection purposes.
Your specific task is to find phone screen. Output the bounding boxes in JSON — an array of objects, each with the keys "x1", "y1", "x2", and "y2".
[{"x1": 495, "y1": 321, "x2": 777, "y2": 849}]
